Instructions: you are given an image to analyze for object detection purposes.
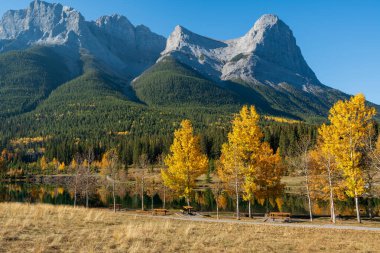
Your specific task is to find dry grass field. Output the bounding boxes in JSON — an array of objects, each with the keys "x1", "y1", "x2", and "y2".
[{"x1": 0, "y1": 203, "x2": 379, "y2": 253}]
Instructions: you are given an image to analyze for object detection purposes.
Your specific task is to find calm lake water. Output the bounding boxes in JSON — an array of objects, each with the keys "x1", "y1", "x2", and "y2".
[{"x1": 1, "y1": 182, "x2": 379, "y2": 217}]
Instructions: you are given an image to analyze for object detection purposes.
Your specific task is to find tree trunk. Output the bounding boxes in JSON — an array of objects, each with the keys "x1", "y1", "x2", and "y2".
[
  {"x1": 235, "y1": 180, "x2": 240, "y2": 220},
  {"x1": 304, "y1": 166, "x2": 313, "y2": 222},
  {"x1": 86, "y1": 191, "x2": 89, "y2": 209},
  {"x1": 327, "y1": 160, "x2": 336, "y2": 223},
  {"x1": 248, "y1": 199, "x2": 252, "y2": 218},
  {"x1": 304, "y1": 150, "x2": 313, "y2": 222},
  {"x1": 141, "y1": 177, "x2": 144, "y2": 211},
  {"x1": 74, "y1": 187, "x2": 77, "y2": 208},
  {"x1": 355, "y1": 193, "x2": 361, "y2": 223},
  {"x1": 216, "y1": 202, "x2": 219, "y2": 220},
  {"x1": 85, "y1": 172, "x2": 89, "y2": 208},
  {"x1": 113, "y1": 179, "x2": 116, "y2": 213},
  {"x1": 186, "y1": 197, "x2": 190, "y2": 207},
  {"x1": 151, "y1": 195, "x2": 154, "y2": 210},
  {"x1": 163, "y1": 186, "x2": 166, "y2": 209},
  {"x1": 74, "y1": 174, "x2": 78, "y2": 208},
  {"x1": 306, "y1": 183, "x2": 313, "y2": 222},
  {"x1": 329, "y1": 190, "x2": 336, "y2": 224}
]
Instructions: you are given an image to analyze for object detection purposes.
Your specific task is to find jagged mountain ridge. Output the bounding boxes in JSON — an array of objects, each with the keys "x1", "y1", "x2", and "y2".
[
  {"x1": 160, "y1": 14, "x2": 320, "y2": 88},
  {"x1": 0, "y1": 0, "x2": 166, "y2": 79},
  {"x1": 0, "y1": 0, "x2": 375, "y2": 123},
  {"x1": 134, "y1": 14, "x2": 352, "y2": 118}
]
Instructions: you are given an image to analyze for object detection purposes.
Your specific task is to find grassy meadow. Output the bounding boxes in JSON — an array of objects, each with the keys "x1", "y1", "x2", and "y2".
[{"x1": 0, "y1": 203, "x2": 379, "y2": 252}]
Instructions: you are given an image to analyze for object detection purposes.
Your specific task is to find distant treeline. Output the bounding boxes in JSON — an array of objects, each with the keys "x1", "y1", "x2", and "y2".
[{"x1": 1, "y1": 120, "x2": 319, "y2": 167}]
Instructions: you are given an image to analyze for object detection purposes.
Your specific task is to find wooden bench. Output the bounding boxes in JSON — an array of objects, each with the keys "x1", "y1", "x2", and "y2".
[
  {"x1": 268, "y1": 212, "x2": 291, "y2": 222},
  {"x1": 152, "y1": 209, "x2": 169, "y2": 216},
  {"x1": 181, "y1": 206, "x2": 194, "y2": 215},
  {"x1": 109, "y1": 204, "x2": 122, "y2": 211}
]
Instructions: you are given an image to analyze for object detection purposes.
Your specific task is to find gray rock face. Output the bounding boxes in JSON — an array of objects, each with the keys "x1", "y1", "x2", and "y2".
[
  {"x1": 161, "y1": 14, "x2": 321, "y2": 92},
  {"x1": 0, "y1": 0, "x2": 166, "y2": 79},
  {"x1": 0, "y1": 0, "x2": 84, "y2": 45}
]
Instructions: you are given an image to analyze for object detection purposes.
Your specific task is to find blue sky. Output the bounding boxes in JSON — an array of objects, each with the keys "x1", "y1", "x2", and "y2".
[{"x1": 1, "y1": 0, "x2": 380, "y2": 103}]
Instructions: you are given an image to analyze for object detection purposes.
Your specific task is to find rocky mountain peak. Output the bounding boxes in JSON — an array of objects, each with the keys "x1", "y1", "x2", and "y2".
[
  {"x1": 251, "y1": 14, "x2": 279, "y2": 32},
  {"x1": 0, "y1": 1, "x2": 166, "y2": 80},
  {"x1": 164, "y1": 25, "x2": 192, "y2": 52},
  {"x1": 0, "y1": 0, "x2": 85, "y2": 43},
  {"x1": 95, "y1": 14, "x2": 135, "y2": 43},
  {"x1": 160, "y1": 14, "x2": 320, "y2": 88},
  {"x1": 164, "y1": 25, "x2": 226, "y2": 55},
  {"x1": 96, "y1": 14, "x2": 134, "y2": 30},
  {"x1": 233, "y1": 14, "x2": 287, "y2": 54}
]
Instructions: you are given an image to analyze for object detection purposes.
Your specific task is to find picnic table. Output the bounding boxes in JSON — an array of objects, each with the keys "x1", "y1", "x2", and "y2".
[
  {"x1": 268, "y1": 212, "x2": 291, "y2": 222},
  {"x1": 152, "y1": 209, "x2": 169, "y2": 216},
  {"x1": 181, "y1": 206, "x2": 194, "y2": 215}
]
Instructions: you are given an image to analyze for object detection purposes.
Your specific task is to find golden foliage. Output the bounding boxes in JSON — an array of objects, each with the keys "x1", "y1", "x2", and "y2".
[
  {"x1": 217, "y1": 195, "x2": 228, "y2": 210},
  {"x1": 252, "y1": 143, "x2": 284, "y2": 200},
  {"x1": 308, "y1": 147, "x2": 346, "y2": 201},
  {"x1": 326, "y1": 94, "x2": 376, "y2": 197},
  {"x1": 58, "y1": 162, "x2": 65, "y2": 171},
  {"x1": 218, "y1": 105, "x2": 263, "y2": 200},
  {"x1": 218, "y1": 106, "x2": 284, "y2": 203},
  {"x1": 162, "y1": 120, "x2": 208, "y2": 201},
  {"x1": 40, "y1": 156, "x2": 48, "y2": 171},
  {"x1": 10, "y1": 136, "x2": 51, "y2": 146},
  {"x1": 264, "y1": 116, "x2": 301, "y2": 124}
]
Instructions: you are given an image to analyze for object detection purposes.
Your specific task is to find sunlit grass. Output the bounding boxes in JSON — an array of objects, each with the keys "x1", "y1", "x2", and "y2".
[{"x1": 0, "y1": 203, "x2": 379, "y2": 252}]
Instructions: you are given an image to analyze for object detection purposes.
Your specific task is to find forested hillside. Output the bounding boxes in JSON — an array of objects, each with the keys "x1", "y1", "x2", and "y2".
[
  {"x1": 133, "y1": 57, "x2": 242, "y2": 106},
  {"x1": 0, "y1": 47, "x2": 73, "y2": 118}
]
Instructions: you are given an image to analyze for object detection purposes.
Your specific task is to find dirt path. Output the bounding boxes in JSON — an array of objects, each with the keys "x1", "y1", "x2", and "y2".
[{"x1": 124, "y1": 212, "x2": 380, "y2": 231}]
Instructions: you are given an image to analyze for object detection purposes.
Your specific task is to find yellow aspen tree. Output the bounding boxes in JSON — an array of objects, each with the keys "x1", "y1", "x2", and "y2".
[
  {"x1": 40, "y1": 156, "x2": 48, "y2": 172},
  {"x1": 242, "y1": 165, "x2": 256, "y2": 218},
  {"x1": 218, "y1": 105, "x2": 263, "y2": 219},
  {"x1": 70, "y1": 158, "x2": 78, "y2": 170},
  {"x1": 362, "y1": 126, "x2": 380, "y2": 219},
  {"x1": 58, "y1": 162, "x2": 65, "y2": 172},
  {"x1": 373, "y1": 135, "x2": 380, "y2": 171},
  {"x1": 327, "y1": 94, "x2": 376, "y2": 223},
  {"x1": 308, "y1": 147, "x2": 347, "y2": 221},
  {"x1": 210, "y1": 172, "x2": 224, "y2": 220},
  {"x1": 162, "y1": 120, "x2": 208, "y2": 206},
  {"x1": 317, "y1": 124, "x2": 348, "y2": 223},
  {"x1": 252, "y1": 143, "x2": 284, "y2": 213},
  {"x1": 218, "y1": 142, "x2": 244, "y2": 219}
]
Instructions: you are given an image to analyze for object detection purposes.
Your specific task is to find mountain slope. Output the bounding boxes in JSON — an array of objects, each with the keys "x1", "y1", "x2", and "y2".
[
  {"x1": 0, "y1": 46, "x2": 72, "y2": 118},
  {"x1": 0, "y1": 0, "x2": 166, "y2": 80},
  {"x1": 133, "y1": 56, "x2": 242, "y2": 106},
  {"x1": 0, "y1": 0, "x2": 378, "y2": 149},
  {"x1": 137, "y1": 14, "x2": 353, "y2": 120}
]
